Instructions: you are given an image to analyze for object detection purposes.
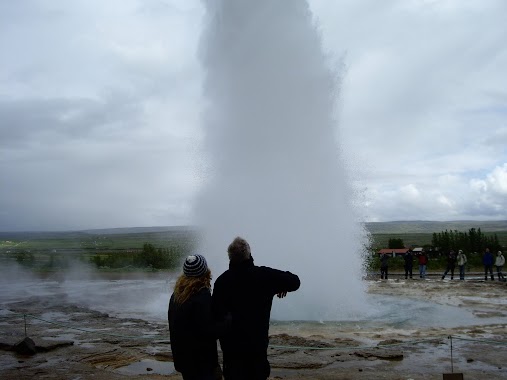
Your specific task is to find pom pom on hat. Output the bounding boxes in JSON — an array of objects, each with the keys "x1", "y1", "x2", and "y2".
[{"x1": 183, "y1": 254, "x2": 208, "y2": 277}]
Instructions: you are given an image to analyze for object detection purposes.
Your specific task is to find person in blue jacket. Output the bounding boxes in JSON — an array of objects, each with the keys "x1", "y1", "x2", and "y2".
[
  {"x1": 483, "y1": 248, "x2": 495, "y2": 281},
  {"x1": 168, "y1": 254, "x2": 223, "y2": 380},
  {"x1": 212, "y1": 236, "x2": 300, "y2": 380}
]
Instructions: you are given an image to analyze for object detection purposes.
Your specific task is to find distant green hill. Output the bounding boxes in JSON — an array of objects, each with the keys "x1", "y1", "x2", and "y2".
[
  {"x1": 81, "y1": 226, "x2": 196, "y2": 235},
  {"x1": 2, "y1": 221, "x2": 507, "y2": 238},
  {"x1": 364, "y1": 220, "x2": 507, "y2": 234}
]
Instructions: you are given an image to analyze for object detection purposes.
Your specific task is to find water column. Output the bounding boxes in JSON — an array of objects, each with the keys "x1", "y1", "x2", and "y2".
[{"x1": 194, "y1": 0, "x2": 367, "y2": 320}]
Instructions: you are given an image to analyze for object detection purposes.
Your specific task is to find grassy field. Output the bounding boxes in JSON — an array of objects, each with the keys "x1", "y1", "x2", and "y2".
[
  {"x1": 365, "y1": 220, "x2": 507, "y2": 249},
  {"x1": 368, "y1": 231, "x2": 507, "y2": 250},
  {"x1": 0, "y1": 228, "x2": 195, "y2": 251},
  {"x1": 365, "y1": 220, "x2": 507, "y2": 234},
  {"x1": 0, "y1": 228, "x2": 197, "y2": 272},
  {"x1": 1, "y1": 221, "x2": 506, "y2": 272}
]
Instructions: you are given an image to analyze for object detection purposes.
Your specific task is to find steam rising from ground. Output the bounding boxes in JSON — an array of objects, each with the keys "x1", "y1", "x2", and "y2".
[
  {"x1": 193, "y1": 0, "x2": 367, "y2": 320},
  {"x1": 0, "y1": 260, "x2": 171, "y2": 321}
]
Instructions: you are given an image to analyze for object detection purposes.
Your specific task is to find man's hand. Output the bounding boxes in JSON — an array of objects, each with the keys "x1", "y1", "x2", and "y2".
[{"x1": 276, "y1": 291, "x2": 287, "y2": 298}]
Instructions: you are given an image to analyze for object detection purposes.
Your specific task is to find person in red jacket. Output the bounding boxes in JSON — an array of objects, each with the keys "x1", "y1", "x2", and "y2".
[{"x1": 418, "y1": 252, "x2": 428, "y2": 279}]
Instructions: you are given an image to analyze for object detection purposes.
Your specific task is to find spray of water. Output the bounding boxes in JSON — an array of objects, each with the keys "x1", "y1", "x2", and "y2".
[{"x1": 193, "y1": 0, "x2": 368, "y2": 321}]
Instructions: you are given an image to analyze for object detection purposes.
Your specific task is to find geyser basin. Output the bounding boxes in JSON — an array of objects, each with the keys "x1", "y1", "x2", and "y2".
[{"x1": 3, "y1": 276, "x2": 504, "y2": 328}]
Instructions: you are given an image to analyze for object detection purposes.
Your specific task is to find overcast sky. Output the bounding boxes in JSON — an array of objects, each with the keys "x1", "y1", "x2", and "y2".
[{"x1": 1, "y1": 0, "x2": 506, "y2": 231}]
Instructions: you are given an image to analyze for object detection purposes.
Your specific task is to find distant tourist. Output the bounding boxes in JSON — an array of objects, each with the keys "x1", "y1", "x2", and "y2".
[
  {"x1": 380, "y1": 252, "x2": 390, "y2": 280},
  {"x1": 418, "y1": 252, "x2": 428, "y2": 279},
  {"x1": 495, "y1": 251, "x2": 505, "y2": 282},
  {"x1": 212, "y1": 236, "x2": 300, "y2": 380},
  {"x1": 441, "y1": 250, "x2": 457, "y2": 280},
  {"x1": 483, "y1": 248, "x2": 495, "y2": 281},
  {"x1": 404, "y1": 251, "x2": 413, "y2": 279},
  {"x1": 168, "y1": 254, "x2": 224, "y2": 380},
  {"x1": 456, "y1": 250, "x2": 467, "y2": 280}
]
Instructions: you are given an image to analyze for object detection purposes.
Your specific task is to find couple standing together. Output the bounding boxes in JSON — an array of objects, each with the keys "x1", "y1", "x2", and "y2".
[{"x1": 168, "y1": 236, "x2": 301, "y2": 380}]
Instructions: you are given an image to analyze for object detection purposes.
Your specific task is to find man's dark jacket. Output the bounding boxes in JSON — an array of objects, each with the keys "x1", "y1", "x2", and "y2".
[
  {"x1": 212, "y1": 257, "x2": 300, "y2": 378},
  {"x1": 483, "y1": 251, "x2": 494, "y2": 266},
  {"x1": 404, "y1": 252, "x2": 413, "y2": 268},
  {"x1": 168, "y1": 287, "x2": 219, "y2": 376}
]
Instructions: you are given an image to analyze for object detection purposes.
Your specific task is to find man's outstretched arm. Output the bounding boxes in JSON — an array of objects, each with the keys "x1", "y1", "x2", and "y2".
[{"x1": 264, "y1": 267, "x2": 300, "y2": 296}]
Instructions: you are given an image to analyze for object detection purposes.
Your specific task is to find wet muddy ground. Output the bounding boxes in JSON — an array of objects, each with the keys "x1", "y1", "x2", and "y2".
[{"x1": 1, "y1": 273, "x2": 506, "y2": 379}]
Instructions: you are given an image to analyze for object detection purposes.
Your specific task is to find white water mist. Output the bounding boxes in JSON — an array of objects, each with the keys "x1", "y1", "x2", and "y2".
[{"x1": 193, "y1": 0, "x2": 367, "y2": 320}]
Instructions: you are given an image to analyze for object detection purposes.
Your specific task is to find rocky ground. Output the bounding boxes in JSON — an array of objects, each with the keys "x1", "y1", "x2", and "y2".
[{"x1": 1, "y1": 274, "x2": 506, "y2": 380}]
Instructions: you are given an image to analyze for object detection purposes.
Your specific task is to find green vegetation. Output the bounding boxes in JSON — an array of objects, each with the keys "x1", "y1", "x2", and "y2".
[
  {"x1": 90, "y1": 243, "x2": 181, "y2": 270},
  {"x1": 388, "y1": 238, "x2": 405, "y2": 249},
  {"x1": 0, "y1": 229, "x2": 196, "y2": 272},
  {"x1": 431, "y1": 228, "x2": 501, "y2": 253},
  {"x1": 368, "y1": 251, "x2": 487, "y2": 272},
  {"x1": 366, "y1": 222, "x2": 507, "y2": 273},
  {"x1": 369, "y1": 233, "x2": 434, "y2": 250},
  {"x1": 2, "y1": 221, "x2": 506, "y2": 274}
]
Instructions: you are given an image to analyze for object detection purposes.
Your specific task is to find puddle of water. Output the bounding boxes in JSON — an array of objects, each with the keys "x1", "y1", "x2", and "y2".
[
  {"x1": 34, "y1": 356, "x2": 66, "y2": 368},
  {"x1": 116, "y1": 359, "x2": 175, "y2": 375},
  {"x1": 42, "y1": 333, "x2": 76, "y2": 341},
  {"x1": 0, "y1": 309, "x2": 13, "y2": 316},
  {"x1": 40, "y1": 312, "x2": 68, "y2": 321},
  {"x1": 144, "y1": 345, "x2": 172, "y2": 356},
  {"x1": 0, "y1": 354, "x2": 22, "y2": 370},
  {"x1": 77, "y1": 343, "x2": 96, "y2": 348},
  {"x1": 3, "y1": 277, "x2": 505, "y2": 329}
]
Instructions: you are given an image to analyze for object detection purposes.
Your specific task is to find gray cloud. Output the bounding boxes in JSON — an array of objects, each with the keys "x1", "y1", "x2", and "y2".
[
  {"x1": 309, "y1": 0, "x2": 507, "y2": 221},
  {"x1": 1, "y1": 0, "x2": 506, "y2": 230}
]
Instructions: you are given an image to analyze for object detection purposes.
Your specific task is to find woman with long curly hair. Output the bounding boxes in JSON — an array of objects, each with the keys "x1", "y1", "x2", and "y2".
[{"x1": 168, "y1": 254, "x2": 222, "y2": 380}]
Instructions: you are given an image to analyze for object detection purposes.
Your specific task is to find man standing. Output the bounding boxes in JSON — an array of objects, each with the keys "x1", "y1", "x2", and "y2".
[
  {"x1": 483, "y1": 248, "x2": 494, "y2": 281},
  {"x1": 212, "y1": 237, "x2": 300, "y2": 380},
  {"x1": 404, "y1": 251, "x2": 413, "y2": 279},
  {"x1": 441, "y1": 250, "x2": 457, "y2": 280},
  {"x1": 380, "y1": 252, "x2": 390, "y2": 280},
  {"x1": 457, "y1": 250, "x2": 467, "y2": 280}
]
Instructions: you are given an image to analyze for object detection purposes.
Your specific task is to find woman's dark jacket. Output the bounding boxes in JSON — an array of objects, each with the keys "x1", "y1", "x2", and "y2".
[
  {"x1": 168, "y1": 287, "x2": 219, "y2": 375},
  {"x1": 212, "y1": 257, "x2": 300, "y2": 370},
  {"x1": 447, "y1": 252, "x2": 457, "y2": 266}
]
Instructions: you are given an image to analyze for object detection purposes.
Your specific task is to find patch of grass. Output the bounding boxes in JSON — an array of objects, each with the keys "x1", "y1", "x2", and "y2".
[
  {"x1": 369, "y1": 231, "x2": 507, "y2": 251},
  {"x1": 0, "y1": 229, "x2": 198, "y2": 272},
  {"x1": 365, "y1": 220, "x2": 507, "y2": 234}
]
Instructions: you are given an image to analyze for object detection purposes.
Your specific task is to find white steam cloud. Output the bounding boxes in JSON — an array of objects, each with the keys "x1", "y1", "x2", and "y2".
[{"x1": 193, "y1": 0, "x2": 368, "y2": 320}]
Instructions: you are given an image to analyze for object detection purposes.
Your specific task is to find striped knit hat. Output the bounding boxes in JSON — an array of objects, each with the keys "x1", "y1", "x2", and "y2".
[{"x1": 183, "y1": 254, "x2": 208, "y2": 277}]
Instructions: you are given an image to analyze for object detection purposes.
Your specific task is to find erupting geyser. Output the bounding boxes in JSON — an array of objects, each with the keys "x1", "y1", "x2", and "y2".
[{"x1": 193, "y1": 0, "x2": 367, "y2": 320}]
